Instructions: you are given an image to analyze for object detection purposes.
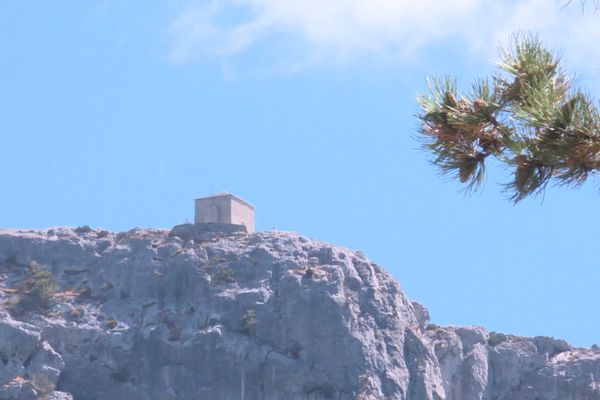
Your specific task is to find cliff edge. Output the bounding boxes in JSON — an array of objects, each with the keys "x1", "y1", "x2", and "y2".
[{"x1": 0, "y1": 225, "x2": 598, "y2": 400}]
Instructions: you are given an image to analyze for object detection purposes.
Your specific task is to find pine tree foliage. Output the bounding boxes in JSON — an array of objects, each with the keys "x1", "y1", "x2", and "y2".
[{"x1": 417, "y1": 34, "x2": 600, "y2": 202}]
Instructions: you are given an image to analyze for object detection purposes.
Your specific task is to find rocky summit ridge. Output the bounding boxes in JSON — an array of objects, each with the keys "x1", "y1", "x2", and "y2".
[{"x1": 0, "y1": 224, "x2": 598, "y2": 400}]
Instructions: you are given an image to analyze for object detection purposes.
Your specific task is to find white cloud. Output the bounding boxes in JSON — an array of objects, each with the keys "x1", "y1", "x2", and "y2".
[
  {"x1": 472, "y1": 0, "x2": 600, "y2": 75},
  {"x1": 166, "y1": 0, "x2": 600, "y2": 76}
]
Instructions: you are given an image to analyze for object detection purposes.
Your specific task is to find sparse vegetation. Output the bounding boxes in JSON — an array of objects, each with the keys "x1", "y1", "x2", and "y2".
[
  {"x1": 6, "y1": 262, "x2": 60, "y2": 314},
  {"x1": 240, "y1": 309, "x2": 257, "y2": 332},
  {"x1": 209, "y1": 254, "x2": 230, "y2": 264},
  {"x1": 74, "y1": 225, "x2": 93, "y2": 235},
  {"x1": 304, "y1": 267, "x2": 314, "y2": 279},
  {"x1": 30, "y1": 270, "x2": 59, "y2": 300},
  {"x1": 488, "y1": 332, "x2": 508, "y2": 346},
  {"x1": 213, "y1": 267, "x2": 235, "y2": 283}
]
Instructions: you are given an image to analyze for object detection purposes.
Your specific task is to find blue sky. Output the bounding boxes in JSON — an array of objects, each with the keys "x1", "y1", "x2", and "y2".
[{"x1": 2, "y1": 1, "x2": 600, "y2": 347}]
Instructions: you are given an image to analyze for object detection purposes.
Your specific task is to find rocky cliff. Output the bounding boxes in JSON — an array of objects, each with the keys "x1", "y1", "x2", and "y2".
[{"x1": 0, "y1": 224, "x2": 598, "y2": 400}]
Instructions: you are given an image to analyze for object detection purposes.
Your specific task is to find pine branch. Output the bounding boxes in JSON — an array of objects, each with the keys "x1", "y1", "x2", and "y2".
[{"x1": 417, "y1": 34, "x2": 600, "y2": 202}]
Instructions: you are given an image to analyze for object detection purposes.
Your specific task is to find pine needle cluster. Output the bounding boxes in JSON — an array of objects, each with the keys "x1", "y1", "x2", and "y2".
[{"x1": 417, "y1": 34, "x2": 600, "y2": 202}]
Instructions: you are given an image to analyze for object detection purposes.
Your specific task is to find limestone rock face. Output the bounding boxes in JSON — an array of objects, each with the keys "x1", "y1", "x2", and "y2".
[
  {"x1": 0, "y1": 225, "x2": 597, "y2": 400},
  {"x1": 0, "y1": 312, "x2": 65, "y2": 399}
]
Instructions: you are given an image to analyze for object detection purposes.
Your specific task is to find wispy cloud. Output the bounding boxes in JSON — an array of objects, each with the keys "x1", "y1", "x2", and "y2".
[{"x1": 166, "y1": 0, "x2": 600, "y2": 76}]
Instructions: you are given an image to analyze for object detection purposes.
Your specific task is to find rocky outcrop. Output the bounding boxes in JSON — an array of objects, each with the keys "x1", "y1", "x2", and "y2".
[
  {"x1": 426, "y1": 326, "x2": 600, "y2": 400},
  {"x1": 0, "y1": 224, "x2": 597, "y2": 400},
  {"x1": 0, "y1": 312, "x2": 67, "y2": 399}
]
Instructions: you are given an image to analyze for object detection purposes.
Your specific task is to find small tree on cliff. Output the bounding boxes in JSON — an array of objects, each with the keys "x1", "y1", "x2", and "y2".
[{"x1": 417, "y1": 34, "x2": 600, "y2": 202}]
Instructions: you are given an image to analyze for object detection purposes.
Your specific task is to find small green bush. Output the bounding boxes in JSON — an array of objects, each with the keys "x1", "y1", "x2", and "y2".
[
  {"x1": 304, "y1": 267, "x2": 314, "y2": 279},
  {"x1": 241, "y1": 309, "x2": 257, "y2": 332},
  {"x1": 6, "y1": 263, "x2": 59, "y2": 315},
  {"x1": 488, "y1": 332, "x2": 507, "y2": 346},
  {"x1": 18, "y1": 270, "x2": 60, "y2": 311},
  {"x1": 213, "y1": 267, "x2": 235, "y2": 283},
  {"x1": 74, "y1": 225, "x2": 93, "y2": 235},
  {"x1": 30, "y1": 270, "x2": 59, "y2": 301}
]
